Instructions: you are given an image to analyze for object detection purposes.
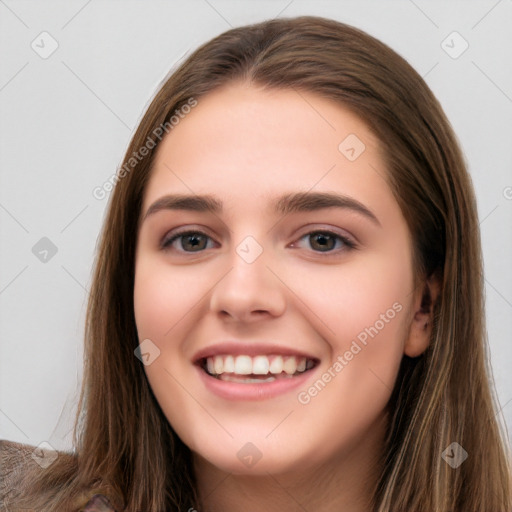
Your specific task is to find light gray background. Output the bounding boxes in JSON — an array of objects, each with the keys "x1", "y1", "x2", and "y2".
[{"x1": 1, "y1": 0, "x2": 511, "y2": 452}]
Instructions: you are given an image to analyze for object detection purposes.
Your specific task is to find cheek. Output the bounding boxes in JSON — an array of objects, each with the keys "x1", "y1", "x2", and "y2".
[
  {"x1": 290, "y1": 292, "x2": 409, "y2": 467},
  {"x1": 133, "y1": 260, "x2": 202, "y2": 340},
  {"x1": 288, "y1": 249, "x2": 413, "y2": 353},
  {"x1": 291, "y1": 246, "x2": 413, "y2": 418},
  {"x1": 133, "y1": 260, "x2": 206, "y2": 435},
  {"x1": 133, "y1": 276, "x2": 167, "y2": 338},
  {"x1": 133, "y1": 257, "x2": 213, "y2": 383}
]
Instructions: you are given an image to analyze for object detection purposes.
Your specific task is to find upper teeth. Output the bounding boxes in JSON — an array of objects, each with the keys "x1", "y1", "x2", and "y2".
[{"x1": 205, "y1": 355, "x2": 310, "y2": 376}]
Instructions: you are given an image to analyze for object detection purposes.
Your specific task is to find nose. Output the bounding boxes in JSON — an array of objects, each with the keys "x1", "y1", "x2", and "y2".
[{"x1": 209, "y1": 237, "x2": 287, "y2": 323}]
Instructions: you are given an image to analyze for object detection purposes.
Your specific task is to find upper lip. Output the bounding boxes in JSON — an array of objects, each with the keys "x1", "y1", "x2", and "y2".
[{"x1": 192, "y1": 341, "x2": 319, "y2": 363}]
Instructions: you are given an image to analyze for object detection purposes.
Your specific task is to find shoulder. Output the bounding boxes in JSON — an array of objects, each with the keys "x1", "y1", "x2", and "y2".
[
  {"x1": 0, "y1": 439, "x2": 78, "y2": 510},
  {"x1": 0, "y1": 440, "x2": 117, "y2": 511},
  {"x1": 0, "y1": 439, "x2": 40, "y2": 507}
]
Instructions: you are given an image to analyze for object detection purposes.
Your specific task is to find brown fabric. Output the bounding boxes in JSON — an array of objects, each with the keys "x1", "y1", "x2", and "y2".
[
  {"x1": 0, "y1": 440, "x2": 117, "y2": 512},
  {"x1": 0, "y1": 439, "x2": 43, "y2": 511},
  {"x1": 1, "y1": 439, "x2": 72, "y2": 511}
]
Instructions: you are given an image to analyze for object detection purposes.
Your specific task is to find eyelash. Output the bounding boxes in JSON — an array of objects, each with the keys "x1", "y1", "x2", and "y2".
[{"x1": 160, "y1": 228, "x2": 357, "y2": 255}]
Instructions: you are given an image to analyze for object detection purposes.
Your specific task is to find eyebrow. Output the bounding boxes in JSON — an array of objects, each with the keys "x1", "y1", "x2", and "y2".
[{"x1": 142, "y1": 191, "x2": 381, "y2": 226}]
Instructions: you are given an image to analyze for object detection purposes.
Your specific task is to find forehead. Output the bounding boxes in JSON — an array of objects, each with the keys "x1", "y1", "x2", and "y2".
[
  {"x1": 153, "y1": 82, "x2": 381, "y2": 163},
  {"x1": 142, "y1": 83, "x2": 393, "y2": 222}
]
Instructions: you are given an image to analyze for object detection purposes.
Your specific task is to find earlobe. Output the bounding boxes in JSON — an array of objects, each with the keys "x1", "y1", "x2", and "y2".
[{"x1": 404, "y1": 273, "x2": 441, "y2": 358}]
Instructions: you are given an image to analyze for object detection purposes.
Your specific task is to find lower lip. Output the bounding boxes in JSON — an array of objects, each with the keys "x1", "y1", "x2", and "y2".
[{"x1": 195, "y1": 365, "x2": 317, "y2": 401}]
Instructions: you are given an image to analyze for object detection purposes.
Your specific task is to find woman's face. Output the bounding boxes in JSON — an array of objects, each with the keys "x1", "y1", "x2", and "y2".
[{"x1": 134, "y1": 83, "x2": 426, "y2": 476}]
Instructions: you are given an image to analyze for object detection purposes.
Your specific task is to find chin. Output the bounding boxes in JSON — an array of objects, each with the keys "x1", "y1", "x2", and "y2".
[{"x1": 187, "y1": 428, "x2": 325, "y2": 478}]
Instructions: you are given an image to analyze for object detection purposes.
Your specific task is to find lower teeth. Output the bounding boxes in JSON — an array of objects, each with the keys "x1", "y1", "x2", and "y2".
[
  {"x1": 220, "y1": 374, "x2": 277, "y2": 383},
  {"x1": 214, "y1": 372, "x2": 298, "y2": 383}
]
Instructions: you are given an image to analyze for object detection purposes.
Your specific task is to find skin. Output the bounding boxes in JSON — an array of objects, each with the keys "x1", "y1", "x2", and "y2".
[{"x1": 133, "y1": 82, "x2": 437, "y2": 511}]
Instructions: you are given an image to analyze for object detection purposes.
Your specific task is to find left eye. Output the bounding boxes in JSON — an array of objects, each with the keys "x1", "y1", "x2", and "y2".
[{"x1": 292, "y1": 231, "x2": 355, "y2": 253}]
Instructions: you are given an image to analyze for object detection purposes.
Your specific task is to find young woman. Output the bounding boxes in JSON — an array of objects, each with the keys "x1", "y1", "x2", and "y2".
[{"x1": 2, "y1": 15, "x2": 511, "y2": 512}]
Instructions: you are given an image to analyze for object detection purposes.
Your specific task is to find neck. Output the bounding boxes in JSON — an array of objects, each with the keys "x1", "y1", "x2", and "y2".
[{"x1": 193, "y1": 413, "x2": 387, "y2": 512}]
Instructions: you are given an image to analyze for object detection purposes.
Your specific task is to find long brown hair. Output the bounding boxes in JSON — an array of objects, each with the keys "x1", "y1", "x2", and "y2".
[{"x1": 17, "y1": 15, "x2": 511, "y2": 511}]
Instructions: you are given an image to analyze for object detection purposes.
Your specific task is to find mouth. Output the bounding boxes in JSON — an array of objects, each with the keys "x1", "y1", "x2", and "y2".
[{"x1": 197, "y1": 354, "x2": 319, "y2": 384}]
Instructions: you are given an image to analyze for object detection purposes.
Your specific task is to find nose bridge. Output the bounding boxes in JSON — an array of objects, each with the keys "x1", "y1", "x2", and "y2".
[
  {"x1": 209, "y1": 232, "x2": 286, "y2": 319},
  {"x1": 234, "y1": 234, "x2": 266, "y2": 267},
  {"x1": 226, "y1": 233, "x2": 271, "y2": 293}
]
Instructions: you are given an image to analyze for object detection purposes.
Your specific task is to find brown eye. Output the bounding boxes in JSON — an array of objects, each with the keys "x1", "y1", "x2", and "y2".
[
  {"x1": 309, "y1": 232, "x2": 337, "y2": 252},
  {"x1": 162, "y1": 231, "x2": 214, "y2": 252},
  {"x1": 294, "y1": 230, "x2": 356, "y2": 254}
]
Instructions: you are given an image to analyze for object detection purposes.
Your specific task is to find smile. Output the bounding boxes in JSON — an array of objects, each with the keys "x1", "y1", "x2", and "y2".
[{"x1": 201, "y1": 354, "x2": 316, "y2": 383}]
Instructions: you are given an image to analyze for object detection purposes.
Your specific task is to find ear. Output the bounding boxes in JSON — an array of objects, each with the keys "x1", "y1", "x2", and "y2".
[{"x1": 404, "y1": 272, "x2": 441, "y2": 358}]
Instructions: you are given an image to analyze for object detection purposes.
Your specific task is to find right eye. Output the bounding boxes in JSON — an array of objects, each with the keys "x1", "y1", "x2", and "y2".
[{"x1": 161, "y1": 230, "x2": 217, "y2": 253}]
